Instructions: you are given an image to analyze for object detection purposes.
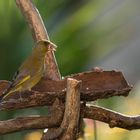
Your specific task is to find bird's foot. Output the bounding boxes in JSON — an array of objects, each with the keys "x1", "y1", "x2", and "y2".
[
  {"x1": 0, "y1": 98, "x2": 18, "y2": 105},
  {"x1": 19, "y1": 92, "x2": 23, "y2": 101}
]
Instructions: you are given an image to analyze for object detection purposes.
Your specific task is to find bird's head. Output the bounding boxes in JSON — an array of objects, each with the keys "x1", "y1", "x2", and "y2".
[{"x1": 36, "y1": 39, "x2": 57, "y2": 52}]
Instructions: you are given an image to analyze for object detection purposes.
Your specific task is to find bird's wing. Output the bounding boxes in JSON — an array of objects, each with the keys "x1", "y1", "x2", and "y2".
[
  {"x1": 10, "y1": 59, "x2": 43, "y2": 88},
  {"x1": 1, "y1": 68, "x2": 32, "y2": 97},
  {"x1": 8, "y1": 43, "x2": 46, "y2": 89},
  {"x1": 10, "y1": 70, "x2": 31, "y2": 88},
  {"x1": 10, "y1": 47, "x2": 39, "y2": 87}
]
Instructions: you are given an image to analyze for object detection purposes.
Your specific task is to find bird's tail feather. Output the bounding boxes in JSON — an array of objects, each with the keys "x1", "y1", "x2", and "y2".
[
  {"x1": 0, "y1": 93, "x2": 6, "y2": 102},
  {"x1": 0, "y1": 84, "x2": 13, "y2": 102}
]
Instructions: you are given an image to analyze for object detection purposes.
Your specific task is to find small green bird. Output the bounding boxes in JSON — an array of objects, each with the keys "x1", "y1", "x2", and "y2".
[{"x1": 0, "y1": 39, "x2": 56, "y2": 101}]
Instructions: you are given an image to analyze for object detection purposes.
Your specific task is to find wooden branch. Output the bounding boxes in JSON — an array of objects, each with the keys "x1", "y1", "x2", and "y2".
[
  {"x1": 60, "y1": 78, "x2": 81, "y2": 140},
  {"x1": 16, "y1": 0, "x2": 49, "y2": 41},
  {"x1": 41, "y1": 99, "x2": 65, "y2": 140},
  {"x1": 16, "y1": 0, "x2": 61, "y2": 80},
  {"x1": 0, "y1": 99, "x2": 64, "y2": 134},
  {"x1": 42, "y1": 78, "x2": 81, "y2": 140},
  {"x1": 0, "y1": 71, "x2": 131, "y2": 111},
  {"x1": 0, "y1": 116, "x2": 58, "y2": 135},
  {"x1": 0, "y1": 87, "x2": 130, "y2": 111},
  {"x1": 83, "y1": 105, "x2": 140, "y2": 130},
  {"x1": 1, "y1": 104, "x2": 140, "y2": 135}
]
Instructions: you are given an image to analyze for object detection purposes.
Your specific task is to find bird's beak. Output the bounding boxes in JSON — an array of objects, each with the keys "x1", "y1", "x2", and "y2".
[
  {"x1": 48, "y1": 41, "x2": 57, "y2": 51},
  {"x1": 51, "y1": 47, "x2": 56, "y2": 51},
  {"x1": 48, "y1": 45, "x2": 56, "y2": 51}
]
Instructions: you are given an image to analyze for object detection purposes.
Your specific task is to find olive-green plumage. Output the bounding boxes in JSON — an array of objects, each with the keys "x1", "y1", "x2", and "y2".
[{"x1": 1, "y1": 40, "x2": 56, "y2": 100}]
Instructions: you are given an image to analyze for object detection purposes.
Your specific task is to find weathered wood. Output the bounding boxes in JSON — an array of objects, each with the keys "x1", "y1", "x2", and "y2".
[
  {"x1": 60, "y1": 78, "x2": 81, "y2": 140},
  {"x1": 0, "y1": 71, "x2": 131, "y2": 111},
  {"x1": 0, "y1": 99, "x2": 64, "y2": 134},
  {"x1": 84, "y1": 105, "x2": 140, "y2": 130},
  {"x1": 42, "y1": 78, "x2": 81, "y2": 140},
  {"x1": 1, "y1": 104, "x2": 140, "y2": 135}
]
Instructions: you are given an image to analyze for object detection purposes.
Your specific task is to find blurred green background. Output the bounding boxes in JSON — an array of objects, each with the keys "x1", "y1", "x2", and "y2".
[{"x1": 0, "y1": 0, "x2": 140, "y2": 140}]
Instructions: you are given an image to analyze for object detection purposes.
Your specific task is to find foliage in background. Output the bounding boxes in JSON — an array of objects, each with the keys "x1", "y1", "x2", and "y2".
[{"x1": 0, "y1": 0, "x2": 140, "y2": 139}]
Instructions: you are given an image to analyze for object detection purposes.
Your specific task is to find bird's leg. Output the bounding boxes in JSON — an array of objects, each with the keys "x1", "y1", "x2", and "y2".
[
  {"x1": 30, "y1": 89, "x2": 39, "y2": 99},
  {"x1": 27, "y1": 88, "x2": 38, "y2": 99},
  {"x1": 19, "y1": 91, "x2": 23, "y2": 101}
]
